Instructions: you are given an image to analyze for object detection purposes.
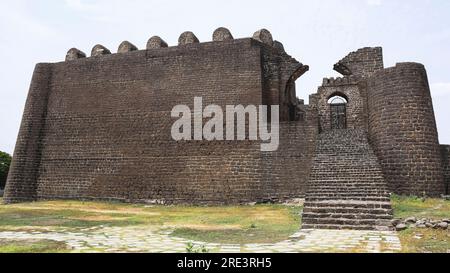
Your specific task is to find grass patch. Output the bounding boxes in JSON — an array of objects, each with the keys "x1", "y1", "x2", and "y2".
[
  {"x1": 0, "y1": 200, "x2": 302, "y2": 244},
  {"x1": 170, "y1": 205, "x2": 301, "y2": 244},
  {"x1": 391, "y1": 195, "x2": 450, "y2": 220},
  {"x1": 398, "y1": 228, "x2": 450, "y2": 253},
  {"x1": 0, "y1": 239, "x2": 69, "y2": 253},
  {"x1": 391, "y1": 195, "x2": 450, "y2": 253}
]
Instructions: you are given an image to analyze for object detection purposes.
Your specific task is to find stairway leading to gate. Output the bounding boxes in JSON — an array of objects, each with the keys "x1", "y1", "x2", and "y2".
[{"x1": 302, "y1": 129, "x2": 393, "y2": 230}]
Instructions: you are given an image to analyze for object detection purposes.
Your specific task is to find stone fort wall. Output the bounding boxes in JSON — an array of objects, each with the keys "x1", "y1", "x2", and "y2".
[
  {"x1": 4, "y1": 30, "x2": 315, "y2": 204},
  {"x1": 367, "y1": 63, "x2": 445, "y2": 196},
  {"x1": 4, "y1": 28, "x2": 448, "y2": 204},
  {"x1": 441, "y1": 145, "x2": 450, "y2": 195}
]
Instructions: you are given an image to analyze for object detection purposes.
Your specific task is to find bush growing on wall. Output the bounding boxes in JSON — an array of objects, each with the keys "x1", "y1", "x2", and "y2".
[{"x1": 0, "y1": 151, "x2": 12, "y2": 189}]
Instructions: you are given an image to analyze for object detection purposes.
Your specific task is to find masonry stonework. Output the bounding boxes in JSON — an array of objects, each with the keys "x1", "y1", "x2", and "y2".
[
  {"x1": 4, "y1": 28, "x2": 448, "y2": 214},
  {"x1": 367, "y1": 63, "x2": 445, "y2": 196},
  {"x1": 441, "y1": 145, "x2": 450, "y2": 195}
]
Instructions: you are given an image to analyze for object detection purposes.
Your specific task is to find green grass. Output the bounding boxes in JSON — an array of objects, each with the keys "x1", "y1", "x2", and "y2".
[
  {"x1": 0, "y1": 239, "x2": 69, "y2": 253},
  {"x1": 398, "y1": 229, "x2": 450, "y2": 253},
  {"x1": 391, "y1": 194, "x2": 450, "y2": 219},
  {"x1": 391, "y1": 195, "x2": 450, "y2": 253},
  {"x1": 171, "y1": 205, "x2": 301, "y2": 244},
  {"x1": 0, "y1": 199, "x2": 302, "y2": 245},
  {"x1": 1, "y1": 196, "x2": 448, "y2": 253}
]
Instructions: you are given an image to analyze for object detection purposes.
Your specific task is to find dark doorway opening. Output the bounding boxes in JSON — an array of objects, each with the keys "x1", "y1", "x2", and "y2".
[{"x1": 328, "y1": 95, "x2": 348, "y2": 130}]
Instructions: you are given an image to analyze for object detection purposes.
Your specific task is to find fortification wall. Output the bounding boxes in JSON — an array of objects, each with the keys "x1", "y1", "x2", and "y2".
[
  {"x1": 3, "y1": 64, "x2": 52, "y2": 203},
  {"x1": 262, "y1": 108, "x2": 318, "y2": 200},
  {"x1": 367, "y1": 63, "x2": 445, "y2": 196},
  {"x1": 4, "y1": 33, "x2": 312, "y2": 204},
  {"x1": 441, "y1": 145, "x2": 450, "y2": 195},
  {"x1": 316, "y1": 76, "x2": 367, "y2": 132}
]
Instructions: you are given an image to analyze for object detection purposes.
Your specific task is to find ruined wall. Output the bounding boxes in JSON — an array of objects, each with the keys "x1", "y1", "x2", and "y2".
[
  {"x1": 441, "y1": 145, "x2": 450, "y2": 195},
  {"x1": 4, "y1": 32, "x2": 312, "y2": 204},
  {"x1": 367, "y1": 63, "x2": 445, "y2": 196},
  {"x1": 334, "y1": 47, "x2": 384, "y2": 78},
  {"x1": 317, "y1": 76, "x2": 367, "y2": 132}
]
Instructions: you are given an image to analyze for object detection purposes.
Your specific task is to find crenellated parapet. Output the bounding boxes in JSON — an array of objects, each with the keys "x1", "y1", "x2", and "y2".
[
  {"x1": 321, "y1": 75, "x2": 359, "y2": 87},
  {"x1": 63, "y1": 27, "x2": 292, "y2": 62}
]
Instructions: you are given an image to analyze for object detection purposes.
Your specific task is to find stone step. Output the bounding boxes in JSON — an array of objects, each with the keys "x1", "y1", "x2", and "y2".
[
  {"x1": 306, "y1": 187, "x2": 388, "y2": 191},
  {"x1": 306, "y1": 196, "x2": 390, "y2": 202},
  {"x1": 304, "y1": 200, "x2": 392, "y2": 209},
  {"x1": 303, "y1": 206, "x2": 393, "y2": 215},
  {"x1": 302, "y1": 212, "x2": 392, "y2": 220},
  {"x1": 303, "y1": 129, "x2": 392, "y2": 230},
  {"x1": 301, "y1": 217, "x2": 391, "y2": 226},
  {"x1": 301, "y1": 224, "x2": 392, "y2": 231},
  {"x1": 305, "y1": 192, "x2": 389, "y2": 196}
]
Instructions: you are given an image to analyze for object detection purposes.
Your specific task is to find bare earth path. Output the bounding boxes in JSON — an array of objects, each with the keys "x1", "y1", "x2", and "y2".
[{"x1": 0, "y1": 226, "x2": 401, "y2": 253}]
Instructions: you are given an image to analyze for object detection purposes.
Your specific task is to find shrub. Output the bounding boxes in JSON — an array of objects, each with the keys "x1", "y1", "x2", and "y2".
[{"x1": 0, "y1": 151, "x2": 12, "y2": 189}]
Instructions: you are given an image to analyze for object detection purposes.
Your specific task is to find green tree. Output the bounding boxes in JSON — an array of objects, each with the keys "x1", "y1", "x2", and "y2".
[{"x1": 0, "y1": 151, "x2": 12, "y2": 189}]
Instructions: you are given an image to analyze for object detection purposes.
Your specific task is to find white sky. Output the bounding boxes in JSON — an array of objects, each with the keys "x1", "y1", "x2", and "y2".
[{"x1": 1, "y1": 0, "x2": 449, "y2": 154}]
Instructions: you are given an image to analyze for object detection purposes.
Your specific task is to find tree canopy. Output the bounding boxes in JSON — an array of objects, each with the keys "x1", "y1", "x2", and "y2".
[{"x1": 0, "y1": 151, "x2": 12, "y2": 189}]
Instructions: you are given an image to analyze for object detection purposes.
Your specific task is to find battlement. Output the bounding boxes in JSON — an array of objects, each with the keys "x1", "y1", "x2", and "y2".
[
  {"x1": 321, "y1": 75, "x2": 359, "y2": 87},
  {"x1": 64, "y1": 27, "x2": 287, "y2": 62}
]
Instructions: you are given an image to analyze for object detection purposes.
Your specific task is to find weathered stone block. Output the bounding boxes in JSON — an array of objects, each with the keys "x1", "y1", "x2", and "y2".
[
  {"x1": 178, "y1": 31, "x2": 199, "y2": 45},
  {"x1": 252, "y1": 29, "x2": 273, "y2": 46},
  {"x1": 118, "y1": 41, "x2": 138, "y2": 53},
  {"x1": 146, "y1": 36, "x2": 168, "y2": 49},
  {"x1": 91, "y1": 44, "x2": 111, "y2": 57},
  {"x1": 212, "y1": 27, "x2": 233, "y2": 42},
  {"x1": 66, "y1": 48, "x2": 86, "y2": 61}
]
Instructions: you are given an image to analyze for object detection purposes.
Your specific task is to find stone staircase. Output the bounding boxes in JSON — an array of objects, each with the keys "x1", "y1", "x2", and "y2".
[{"x1": 302, "y1": 129, "x2": 393, "y2": 230}]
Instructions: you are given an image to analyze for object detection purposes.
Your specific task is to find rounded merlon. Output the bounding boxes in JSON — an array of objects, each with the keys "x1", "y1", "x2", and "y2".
[
  {"x1": 212, "y1": 27, "x2": 234, "y2": 42},
  {"x1": 252, "y1": 29, "x2": 273, "y2": 46},
  {"x1": 118, "y1": 41, "x2": 138, "y2": 53},
  {"x1": 91, "y1": 44, "x2": 111, "y2": 57},
  {"x1": 178, "y1": 31, "x2": 199, "y2": 45},
  {"x1": 147, "y1": 36, "x2": 169, "y2": 49},
  {"x1": 65, "y1": 48, "x2": 86, "y2": 61},
  {"x1": 273, "y1": 40, "x2": 285, "y2": 52}
]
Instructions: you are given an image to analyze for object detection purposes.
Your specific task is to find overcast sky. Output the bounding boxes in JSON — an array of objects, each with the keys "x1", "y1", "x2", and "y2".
[{"x1": 1, "y1": 0, "x2": 449, "y2": 154}]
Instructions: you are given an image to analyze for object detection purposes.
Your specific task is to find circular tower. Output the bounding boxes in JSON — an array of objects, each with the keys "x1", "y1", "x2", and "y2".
[{"x1": 367, "y1": 63, "x2": 444, "y2": 196}]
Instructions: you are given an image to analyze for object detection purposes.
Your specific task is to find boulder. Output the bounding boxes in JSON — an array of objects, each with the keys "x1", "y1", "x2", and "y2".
[
  {"x1": 437, "y1": 222, "x2": 449, "y2": 229},
  {"x1": 405, "y1": 217, "x2": 417, "y2": 224},
  {"x1": 391, "y1": 219, "x2": 402, "y2": 226},
  {"x1": 395, "y1": 223, "x2": 407, "y2": 231}
]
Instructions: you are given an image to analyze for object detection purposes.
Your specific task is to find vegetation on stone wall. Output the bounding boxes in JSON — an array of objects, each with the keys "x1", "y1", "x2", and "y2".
[{"x1": 0, "y1": 151, "x2": 12, "y2": 189}]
